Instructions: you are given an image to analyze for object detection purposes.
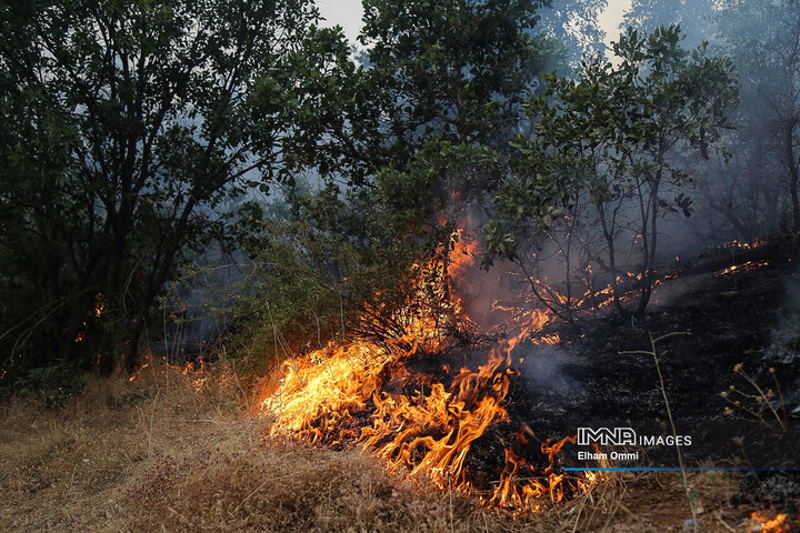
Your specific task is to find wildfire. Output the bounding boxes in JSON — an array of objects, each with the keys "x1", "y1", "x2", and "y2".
[
  {"x1": 126, "y1": 353, "x2": 210, "y2": 392},
  {"x1": 260, "y1": 232, "x2": 599, "y2": 513},
  {"x1": 520, "y1": 268, "x2": 662, "y2": 317},
  {"x1": 714, "y1": 260, "x2": 770, "y2": 277},
  {"x1": 488, "y1": 432, "x2": 577, "y2": 511}
]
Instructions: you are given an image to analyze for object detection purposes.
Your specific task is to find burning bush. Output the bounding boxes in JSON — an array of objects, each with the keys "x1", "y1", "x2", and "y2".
[{"x1": 258, "y1": 232, "x2": 598, "y2": 513}]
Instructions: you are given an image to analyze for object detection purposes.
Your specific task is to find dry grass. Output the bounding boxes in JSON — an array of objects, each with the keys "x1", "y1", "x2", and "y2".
[{"x1": 0, "y1": 362, "x2": 771, "y2": 532}]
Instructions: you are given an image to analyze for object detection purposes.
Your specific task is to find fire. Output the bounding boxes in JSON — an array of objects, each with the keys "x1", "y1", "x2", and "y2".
[
  {"x1": 518, "y1": 268, "x2": 661, "y2": 318},
  {"x1": 94, "y1": 293, "x2": 106, "y2": 318},
  {"x1": 260, "y1": 231, "x2": 599, "y2": 513},
  {"x1": 715, "y1": 260, "x2": 770, "y2": 277},
  {"x1": 489, "y1": 433, "x2": 576, "y2": 511},
  {"x1": 749, "y1": 510, "x2": 799, "y2": 533},
  {"x1": 448, "y1": 236, "x2": 479, "y2": 279},
  {"x1": 363, "y1": 349, "x2": 511, "y2": 489},
  {"x1": 126, "y1": 353, "x2": 209, "y2": 391},
  {"x1": 723, "y1": 239, "x2": 764, "y2": 250}
]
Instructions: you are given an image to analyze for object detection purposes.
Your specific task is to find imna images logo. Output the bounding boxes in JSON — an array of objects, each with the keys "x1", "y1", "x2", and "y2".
[
  {"x1": 577, "y1": 427, "x2": 692, "y2": 447},
  {"x1": 577, "y1": 427, "x2": 637, "y2": 446}
]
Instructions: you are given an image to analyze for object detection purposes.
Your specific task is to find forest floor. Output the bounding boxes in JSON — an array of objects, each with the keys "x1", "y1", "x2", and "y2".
[
  {"x1": 0, "y1": 360, "x2": 790, "y2": 532},
  {"x1": 4, "y1": 244, "x2": 800, "y2": 532}
]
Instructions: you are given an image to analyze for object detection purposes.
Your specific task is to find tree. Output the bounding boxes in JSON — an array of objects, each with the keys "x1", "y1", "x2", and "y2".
[
  {"x1": 279, "y1": 0, "x2": 565, "y2": 284},
  {"x1": 225, "y1": 0, "x2": 572, "y2": 355},
  {"x1": 717, "y1": 0, "x2": 800, "y2": 235},
  {"x1": 298, "y1": 0, "x2": 561, "y2": 185},
  {"x1": 257, "y1": 0, "x2": 567, "y2": 203},
  {"x1": 488, "y1": 25, "x2": 738, "y2": 316},
  {"x1": 541, "y1": 0, "x2": 608, "y2": 65},
  {"x1": 624, "y1": 0, "x2": 719, "y2": 47},
  {"x1": 0, "y1": 0, "x2": 324, "y2": 376}
]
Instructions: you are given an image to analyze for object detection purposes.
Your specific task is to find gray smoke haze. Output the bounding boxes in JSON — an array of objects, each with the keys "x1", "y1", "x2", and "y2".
[{"x1": 519, "y1": 344, "x2": 586, "y2": 399}]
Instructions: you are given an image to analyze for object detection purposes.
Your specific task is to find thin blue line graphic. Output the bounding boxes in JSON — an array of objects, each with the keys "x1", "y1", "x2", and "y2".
[{"x1": 564, "y1": 467, "x2": 800, "y2": 472}]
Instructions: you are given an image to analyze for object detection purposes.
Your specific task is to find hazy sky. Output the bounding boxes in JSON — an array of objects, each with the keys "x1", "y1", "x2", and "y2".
[{"x1": 316, "y1": 0, "x2": 634, "y2": 49}]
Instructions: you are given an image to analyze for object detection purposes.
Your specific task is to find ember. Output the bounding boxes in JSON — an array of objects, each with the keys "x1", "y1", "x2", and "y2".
[
  {"x1": 715, "y1": 260, "x2": 771, "y2": 277},
  {"x1": 723, "y1": 239, "x2": 765, "y2": 250}
]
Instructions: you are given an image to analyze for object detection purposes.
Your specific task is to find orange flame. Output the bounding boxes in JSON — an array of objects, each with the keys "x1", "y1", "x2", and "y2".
[
  {"x1": 260, "y1": 231, "x2": 597, "y2": 512},
  {"x1": 749, "y1": 510, "x2": 799, "y2": 533}
]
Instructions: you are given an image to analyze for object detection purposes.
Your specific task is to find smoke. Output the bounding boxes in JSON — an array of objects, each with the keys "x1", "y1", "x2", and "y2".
[
  {"x1": 764, "y1": 276, "x2": 800, "y2": 366},
  {"x1": 518, "y1": 344, "x2": 586, "y2": 399},
  {"x1": 160, "y1": 245, "x2": 248, "y2": 361}
]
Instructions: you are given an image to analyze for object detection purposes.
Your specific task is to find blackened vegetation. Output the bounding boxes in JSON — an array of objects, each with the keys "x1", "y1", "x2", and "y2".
[
  {"x1": 396, "y1": 239, "x2": 800, "y2": 508},
  {"x1": 499, "y1": 239, "x2": 800, "y2": 508}
]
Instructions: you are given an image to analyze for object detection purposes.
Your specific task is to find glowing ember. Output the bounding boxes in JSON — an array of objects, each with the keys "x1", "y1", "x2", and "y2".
[
  {"x1": 723, "y1": 239, "x2": 764, "y2": 250},
  {"x1": 94, "y1": 293, "x2": 106, "y2": 318},
  {"x1": 715, "y1": 260, "x2": 770, "y2": 277},
  {"x1": 126, "y1": 353, "x2": 209, "y2": 391}
]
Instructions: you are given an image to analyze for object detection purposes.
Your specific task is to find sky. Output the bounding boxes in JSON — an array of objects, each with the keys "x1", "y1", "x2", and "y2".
[{"x1": 316, "y1": 0, "x2": 635, "y2": 50}]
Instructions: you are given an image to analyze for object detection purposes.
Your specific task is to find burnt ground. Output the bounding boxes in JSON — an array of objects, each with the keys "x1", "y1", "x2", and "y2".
[{"x1": 495, "y1": 241, "x2": 800, "y2": 514}]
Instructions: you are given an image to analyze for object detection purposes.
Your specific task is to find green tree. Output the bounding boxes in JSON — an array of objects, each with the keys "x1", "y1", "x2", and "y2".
[
  {"x1": 295, "y1": 0, "x2": 561, "y2": 187},
  {"x1": 0, "y1": 0, "x2": 323, "y2": 376},
  {"x1": 228, "y1": 1, "x2": 567, "y2": 354},
  {"x1": 489, "y1": 26, "x2": 738, "y2": 316},
  {"x1": 361, "y1": 0, "x2": 557, "y2": 149}
]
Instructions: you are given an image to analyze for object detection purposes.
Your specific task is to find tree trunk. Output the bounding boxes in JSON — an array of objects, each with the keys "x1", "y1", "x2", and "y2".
[
  {"x1": 637, "y1": 168, "x2": 662, "y2": 316},
  {"x1": 124, "y1": 319, "x2": 145, "y2": 373},
  {"x1": 786, "y1": 122, "x2": 800, "y2": 236},
  {"x1": 597, "y1": 202, "x2": 627, "y2": 316}
]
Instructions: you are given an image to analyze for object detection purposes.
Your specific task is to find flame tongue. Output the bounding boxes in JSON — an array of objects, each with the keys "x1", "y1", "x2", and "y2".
[{"x1": 365, "y1": 362, "x2": 508, "y2": 487}]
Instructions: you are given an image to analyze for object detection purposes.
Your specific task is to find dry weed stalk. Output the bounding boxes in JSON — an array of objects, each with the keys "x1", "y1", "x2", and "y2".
[
  {"x1": 620, "y1": 331, "x2": 698, "y2": 530},
  {"x1": 721, "y1": 364, "x2": 787, "y2": 432}
]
